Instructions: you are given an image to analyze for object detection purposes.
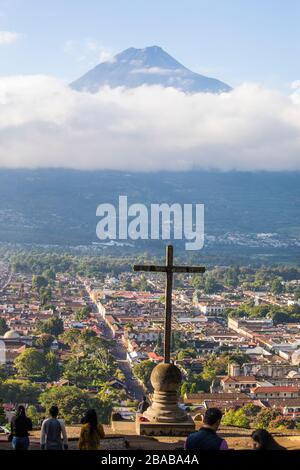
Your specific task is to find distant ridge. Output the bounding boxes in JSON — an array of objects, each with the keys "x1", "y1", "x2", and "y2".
[{"x1": 70, "y1": 45, "x2": 231, "y2": 94}]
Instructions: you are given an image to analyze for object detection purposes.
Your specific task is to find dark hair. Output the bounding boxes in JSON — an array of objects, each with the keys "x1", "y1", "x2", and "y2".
[
  {"x1": 251, "y1": 429, "x2": 286, "y2": 450},
  {"x1": 49, "y1": 405, "x2": 59, "y2": 418},
  {"x1": 15, "y1": 405, "x2": 26, "y2": 423},
  {"x1": 143, "y1": 396, "x2": 147, "y2": 401},
  {"x1": 16, "y1": 405, "x2": 26, "y2": 417},
  {"x1": 203, "y1": 408, "x2": 223, "y2": 426},
  {"x1": 82, "y1": 409, "x2": 98, "y2": 434}
]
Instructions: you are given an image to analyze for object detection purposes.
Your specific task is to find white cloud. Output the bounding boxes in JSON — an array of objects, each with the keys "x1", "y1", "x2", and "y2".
[
  {"x1": 0, "y1": 75, "x2": 300, "y2": 171},
  {"x1": 64, "y1": 39, "x2": 114, "y2": 66},
  {"x1": 0, "y1": 30, "x2": 19, "y2": 45},
  {"x1": 290, "y1": 80, "x2": 300, "y2": 89}
]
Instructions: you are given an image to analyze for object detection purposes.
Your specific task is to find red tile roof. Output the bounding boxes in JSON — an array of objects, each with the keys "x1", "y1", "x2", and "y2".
[
  {"x1": 252, "y1": 386, "x2": 299, "y2": 393},
  {"x1": 148, "y1": 352, "x2": 164, "y2": 361},
  {"x1": 222, "y1": 375, "x2": 256, "y2": 383},
  {"x1": 185, "y1": 392, "x2": 250, "y2": 402}
]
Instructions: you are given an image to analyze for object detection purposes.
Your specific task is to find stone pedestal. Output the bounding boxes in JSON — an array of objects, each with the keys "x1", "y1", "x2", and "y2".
[{"x1": 136, "y1": 362, "x2": 195, "y2": 436}]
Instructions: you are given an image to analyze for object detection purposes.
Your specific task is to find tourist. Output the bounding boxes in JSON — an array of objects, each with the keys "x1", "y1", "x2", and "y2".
[
  {"x1": 137, "y1": 396, "x2": 150, "y2": 414},
  {"x1": 251, "y1": 429, "x2": 286, "y2": 450},
  {"x1": 40, "y1": 405, "x2": 68, "y2": 450},
  {"x1": 185, "y1": 408, "x2": 228, "y2": 450},
  {"x1": 10, "y1": 405, "x2": 33, "y2": 450},
  {"x1": 78, "y1": 409, "x2": 105, "y2": 450}
]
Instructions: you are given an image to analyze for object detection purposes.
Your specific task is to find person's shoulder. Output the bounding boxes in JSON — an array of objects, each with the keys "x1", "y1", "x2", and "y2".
[
  {"x1": 187, "y1": 430, "x2": 201, "y2": 441},
  {"x1": 185, "y1": 430, "x2": 201, "y2": 449}
]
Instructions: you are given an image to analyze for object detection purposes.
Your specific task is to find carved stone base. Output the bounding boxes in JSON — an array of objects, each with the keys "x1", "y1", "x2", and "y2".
[
  {"x1": 143, "y1": 390, "x2": 187, "y2": 423},
  {"x1": 136, "y1": 414, "x2": 195, "y2": 436}
]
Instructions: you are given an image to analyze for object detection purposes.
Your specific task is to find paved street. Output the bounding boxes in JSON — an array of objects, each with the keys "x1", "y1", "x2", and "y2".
[
  {"x1": 87, "y1": 292, "x2": 145, "y2": 402},
  {"x1": 110, "y1": 338, "x2": 145, "y2": 401}
]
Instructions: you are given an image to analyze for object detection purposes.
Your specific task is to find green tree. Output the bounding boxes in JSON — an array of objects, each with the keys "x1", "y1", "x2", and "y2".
[
  {"x1": 180, "y1": 382, "x2": 189, "y2": 397},
  {"x1": 228, "y1": 353, "x2": 251, "y2": 366},
  {"x1": 201, "y1": 353, "x2": 232, "y2": 383},
  {"x1": 253, "y1": 409, "x2": 280, "y2": 429},
  {"x1": 0, "y1": 318, "x2": 9, "y2": 336},
  {"x1": 0, "y1": 365, "x2": 8, "y2": 381},
  {"x1": 270, "y1": 310, "x2": 291, "y2": 324},
  {"x1": 233, "y1": 408, "x2": 250, "y2": 428},
  {"x1": 0, "y1": 399, "x2": 5, "y2": 424},
  {"x1": 223, "y1": 407, "x2": 250, "y2": 428},
  {"x1": 270, "y1": 416, "x2": 296, "y2": 430},
  {"x1": 36, "y1": 317, "x2": 64, "y2": 337},
  {"x1": 63, "y1": 347, "x2": 117, "y2": 387},
  {"x1": 34, "y1": 334, "x2": 55, "y2": 351},
  {"x1": 59, "y1": 328, "x2": 81, "y2": 348},
  {"x1": 270, "y1": 278, "x2": 283, "y2": 295},
  {"x1": 191, "y1": 274, "x2": 204, "y2": 290},
  {"x1": 133, "y1": 360, "x2": 156, "y2": 389},
  {"x1": 97, "y1": 383, "x2": 127, "y2": 403},
  {"x1": 294, "y1": 288, "x2": 300, "y2": 301},
  {"x1": 156, "y1": 332, "x2": 163, "y2": 355},
  {"x1": 42, "y1": 268, "x2": 56, "y2": 281},
  {"x1": 204, "y1": 276, "x2": 221, "y2": 294},
  {"x1": 222, "y1": 408, "x2": 236, "y2": 426},
  {"x1": 27, "y1": 405, "x2": 41, "y2": 427},
  {"x1": 40, "y1": 287, "x2": 52, "y2": 305},
  {"x1": 201, "y1": 364, "x2": 217, "y2": 382},
  {"x1": 177, "y1": 348, "x2": 196, "y2": 360},
  {"x1": 225, "y1": 267, "x2": 240, "y2": 288},
  {"x1": 0, "y1": 379, "x2": 40, "y2": 404},
  {"x1": 32, "y1": 275, "x2": 48, "y2": 291},
  {"x1": 46, "y1": 351, "x2": 60, "y2": 381},
  {"x1": 242, "y1": 403, "x2": 261, "y2": 418},
  {"x1": 75, "y1": 306, "x2": 91, "y2": 322},
  {"x1": 39, "y1": 386, "x2": 111, "y2": 424},
  {"x1": 14, "y1": 348, "x2": 47, "y2": 378}
]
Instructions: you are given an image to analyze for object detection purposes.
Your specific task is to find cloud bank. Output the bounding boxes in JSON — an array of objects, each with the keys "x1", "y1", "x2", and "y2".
[{"x1": 0, "y1": 75, "x2": 300, "y2": 171}]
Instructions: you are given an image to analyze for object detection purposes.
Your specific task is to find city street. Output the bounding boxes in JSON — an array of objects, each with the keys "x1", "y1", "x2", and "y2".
[{"x1": 88, "y1": 297, "x2": 145, "y2": 402}]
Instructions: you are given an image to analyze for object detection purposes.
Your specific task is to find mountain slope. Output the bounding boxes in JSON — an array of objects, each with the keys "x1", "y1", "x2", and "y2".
[
  {"x1": 70, "y1": 45, "x2": 231, "y2": 94},
  {"x1": 0, "y1": 169, "x2": 299, "y2": 256}
]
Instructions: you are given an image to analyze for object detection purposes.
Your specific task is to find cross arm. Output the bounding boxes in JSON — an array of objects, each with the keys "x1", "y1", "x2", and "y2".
[
  {"x1": 172, "y1": 266, "x2": 206, "y2": 273},
  {"x1": 133, "y1": 265, "x2": 168, "y2": 272},
  {"x1": 133, "y1": 265, "x2": 205, "y2": 273}
]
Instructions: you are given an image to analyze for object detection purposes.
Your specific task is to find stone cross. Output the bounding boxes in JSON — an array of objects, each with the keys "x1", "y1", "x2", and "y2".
[{"x1": 133, "y1": 244, "x2": 205, "y2": 363}]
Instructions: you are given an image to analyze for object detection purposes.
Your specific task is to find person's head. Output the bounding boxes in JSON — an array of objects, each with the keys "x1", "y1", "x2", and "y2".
[
  {"x1": 49, "y1": 405, "x2": 59, "y2": 418},
  {"x1": 16, "y1": 405, "x2": 26, "y2": 419},
  {"x1": 143, "y1": 396, "x2": 147, "y2": 402},
  {"x1": 82, "y1": 409, "x2": 98, "y2": 431},
  {"x1": 251, "y1": 429, "x2": 285, "y2": 450},
  {"x1": 203, "y1": 408, "x2": 223, "y2": 431}
]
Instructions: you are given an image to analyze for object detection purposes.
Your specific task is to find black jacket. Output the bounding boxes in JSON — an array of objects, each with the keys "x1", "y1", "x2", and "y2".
[
  {"x1": 11, "y1": 415, "x2": 33, "y2": 438},
  {"x1": 185, "y1": 427, "x2": 225, "y2": 451}
]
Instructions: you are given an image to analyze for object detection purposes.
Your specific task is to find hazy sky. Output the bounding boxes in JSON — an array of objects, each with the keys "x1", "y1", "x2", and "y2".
[{"x1": 1, "y1": 0, "x2": 300, "y2": 90}]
